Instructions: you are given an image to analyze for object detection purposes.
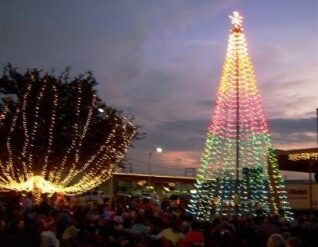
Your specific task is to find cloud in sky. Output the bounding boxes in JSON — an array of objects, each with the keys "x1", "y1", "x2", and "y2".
[
  {"x1": 127, "y1": 115, "x2": 317, "y2": 175},
  {"x1": 0, "y1": 0, "x2": 317, "y2": 175}
]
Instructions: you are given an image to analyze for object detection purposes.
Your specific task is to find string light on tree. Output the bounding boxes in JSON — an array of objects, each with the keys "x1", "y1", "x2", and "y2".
[{"x1": 188, "y1": 11, "x2": 293, "y2": 221}]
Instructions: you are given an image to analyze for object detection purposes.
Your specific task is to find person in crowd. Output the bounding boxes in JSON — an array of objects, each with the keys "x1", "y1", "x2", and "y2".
[
  {"x1": 259, "y1": 216, "x2": 280, "y2": 246},
  {"x1": 153, "y1": 219, "x2": 184, "y2": 246},
  {"x1": 40, "y1": 217, "x2": 59, "y2": 247},
  {"x1": 0, "y1": 203, "x2": 6, "y2": 232},
  {"x1": 61, "y1": 224, "x2": 79, "y2": 247},
  {"x1": 0, "y1": 192, "x2": 317, "y2": 247},
  {"x1": 285, "y1": 237, "x2": 303, "y2": 247},
  {"x1": 267, "y1": 233, "x2": 285, "y2": 247},
  {"x1": 183, "y1": 221, "x2": 204, "y2": 246},
  {"x1": 22, "y1": 192, "x2": 33, "y2": 214},
  {"x1": 130, "y1": 215, "x2": 150, "y2": 237}
]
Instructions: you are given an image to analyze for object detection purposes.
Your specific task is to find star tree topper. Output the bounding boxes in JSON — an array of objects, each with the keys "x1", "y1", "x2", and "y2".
[{"x1": 229, "y1": 11, "x2": 243, "y2": 31}]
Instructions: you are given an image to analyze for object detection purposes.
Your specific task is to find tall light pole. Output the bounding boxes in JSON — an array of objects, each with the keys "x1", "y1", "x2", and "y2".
[
  {"x1": 309, "y1": 108, "x2": 318, "y2": 214},
  {"x1": 316, "y1": 108, "x2": 318, "y2": 146},
  {"x1": 148, "y1": 147, "x2": 163, "y2": 189}
]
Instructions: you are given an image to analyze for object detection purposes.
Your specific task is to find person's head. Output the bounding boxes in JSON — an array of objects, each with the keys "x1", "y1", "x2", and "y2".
[
  {"x1": 135, "y1": 215, "x2": 144, "y2": 224},
  {"x1": 285, "y1": 237, "x2": 303, "y2": 247},
  {"x1": 264, "y1": 216, "x2": 271, "y2": 224},
  {"x1": 42, "y1": 216, "x2": 54, "y2": 231},
  {"x1": 27, "y1": 192, "x2": 33, "y2": 199},
  {"x1": 98, "y1": 216, "x2": 106, "y2": 226},
  {"x1": 190, "y1": 221, "x2": 199, "y2": 231},
  {"x1": 166, "y1": 219, "x2": 180, "y2": 233},
  {"x1": 267, "y1": 234, "x2": 285, "y2": 247}
]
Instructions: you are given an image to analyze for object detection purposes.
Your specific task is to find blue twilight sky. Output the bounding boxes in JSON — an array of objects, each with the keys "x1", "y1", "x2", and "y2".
[{"x1": 0, "y1": 0, "x2": 317, "y2": 179}]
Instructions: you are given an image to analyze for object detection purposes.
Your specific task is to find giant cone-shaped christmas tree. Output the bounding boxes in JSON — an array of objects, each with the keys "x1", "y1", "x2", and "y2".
[{"x1": 188, "y1": 12, "x2": 293, "y2": 220}]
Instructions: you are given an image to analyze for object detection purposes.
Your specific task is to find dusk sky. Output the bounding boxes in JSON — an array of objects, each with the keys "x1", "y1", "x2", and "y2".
[{"x1": 1, "y1": 0, "x2": 317, "y2": 179}]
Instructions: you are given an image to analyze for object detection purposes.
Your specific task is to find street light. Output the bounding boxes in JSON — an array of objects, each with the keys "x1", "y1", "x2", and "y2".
[
  {"x1": 98, "y1": 108, "x2": 104, "y2": 113},
  {"x1": 148, "y1": 147, "x2": 163, "y2": 189},
  {"x1": 155, "y1": 147, "x2": 163, "y2": 154}
]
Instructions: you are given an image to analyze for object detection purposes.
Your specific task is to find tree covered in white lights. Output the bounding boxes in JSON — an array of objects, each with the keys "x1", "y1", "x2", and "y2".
[{"x1": 0, "y1": 65, "x2": 139, "y2": 202}]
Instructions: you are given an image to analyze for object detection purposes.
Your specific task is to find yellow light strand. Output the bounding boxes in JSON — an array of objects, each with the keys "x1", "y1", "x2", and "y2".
[
  {"x1": 288, "y1": 152, "x2": 318, "y2": 161},
  {"x1": 42, "y1": 83, "x2": 58, "y2": 178},
  {"x1": 27, "y1": 81, "x2": 47, "y2": 176},
  {"x1": 21, "y1": 83, "x2": 33, "y2": 180}
]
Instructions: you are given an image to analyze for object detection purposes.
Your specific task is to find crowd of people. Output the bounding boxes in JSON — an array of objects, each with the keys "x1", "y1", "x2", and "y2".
[{"x1": 0, "y1": 192, "x2": 317, "y2": 247}]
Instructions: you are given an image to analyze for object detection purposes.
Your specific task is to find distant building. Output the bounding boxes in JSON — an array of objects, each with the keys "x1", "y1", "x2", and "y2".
[
  {"x1": 276, "y1": 147, "x2": 318, "y2": 211},
  {"x1": 100, "y1": 148, "x2": 318, "y2": 211}
]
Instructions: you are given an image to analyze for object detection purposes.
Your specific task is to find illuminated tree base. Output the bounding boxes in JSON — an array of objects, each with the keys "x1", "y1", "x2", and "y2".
[
  {"x1": 1, "y1": 176, "x2": 64, "y2": 195},
  {"x1": 0, "y1": 175, "x2": 113, "y2": 196}
]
